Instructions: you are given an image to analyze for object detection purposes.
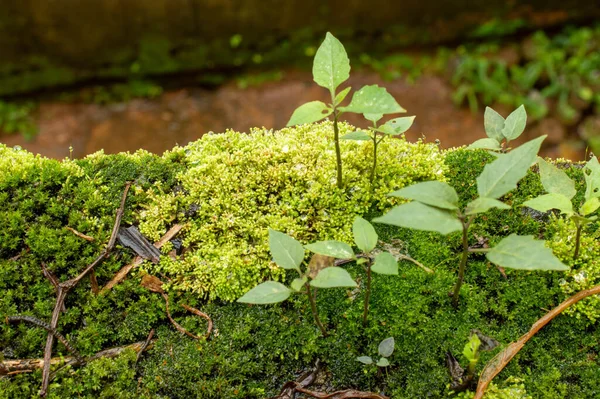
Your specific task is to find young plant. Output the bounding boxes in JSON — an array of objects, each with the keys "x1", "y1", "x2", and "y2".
[
  {"x1": 342, "y1": 109, "x2": 414, "y2": 183},
  {"x1": 447, "y1": 330, "x2": 499, "y2": 391},
  {"x1": 287, "y1": 33, "x2": 405, "y2": 189},
  {"x1": 356, "y1": 336, "x2": 395, "y2": 369},
  {"x1": 468, "y1": 105, "x2": 527, "y2": 152},
  {"x1": 523, "y1": 156, "x2": 600, "y2": 259},
  {"x1": 237, "y1": 229, "x2": 357, "y2": 336},
  {"x1": 373, "y1": 113, "x2": 568, "y2": 307}
]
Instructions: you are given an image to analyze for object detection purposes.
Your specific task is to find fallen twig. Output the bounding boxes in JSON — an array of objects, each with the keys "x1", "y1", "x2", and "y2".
[
  {"x1": 19, "y1": 182, "x2": 132, "y2": 397},
  {"x1": 474, "y1": 284, "x2": 600, "y2": 398},
  {"x1": 1, "y1": 339, "x2": 153, "y2": 376},
  {"x1": 136, "y1": 329, "x2": 155, "y2": 363},
  {"x1": 100, "y1": 224, "x2": 184, "y2": 294},
  {"x1": 65, "y1": 227, "x2": 94, "y2": 242}
]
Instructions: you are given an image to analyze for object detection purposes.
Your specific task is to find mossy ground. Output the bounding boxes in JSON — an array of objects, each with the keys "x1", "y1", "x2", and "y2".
[{"x1": 0, "y1": 125, "x2": 599, "y2": 398}]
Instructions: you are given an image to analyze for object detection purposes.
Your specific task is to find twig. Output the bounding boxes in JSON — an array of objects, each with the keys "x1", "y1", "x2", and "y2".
[
  {"x1": 293, "y1": 385, "x2": 389, "y2": 399},
  {"x1": 34, "y1": 182, "x2": 131, "y2": 397},
  {"x1": 397, "y1": 254, "x2": 434, "y2": 274},
  {"x1": 1, "y1": 340, "x2": 153, "y2": 376},
  {"x1": 136, "y1": 329, "x2": 155, "y2": 362},
  {"x1": 6, "y1": 316, "x2": 84, "y2": 365},
  {"x1": 64, "y1": 227, "x2": 94, "y2": 242},
  {"x1": 99, "y1": 224, "x2": 184, "y2": 294},
  {"x1": 474, "y1": 284, "x2": 600, "y2": 398},
  {"x1": 89, "y1": 270, "x2": 100, "y2": 294}
]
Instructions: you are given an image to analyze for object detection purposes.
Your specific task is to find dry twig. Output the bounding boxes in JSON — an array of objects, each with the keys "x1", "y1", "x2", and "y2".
[{"x1": 64, "y1": 227, "x2": 94, "y2": 242}]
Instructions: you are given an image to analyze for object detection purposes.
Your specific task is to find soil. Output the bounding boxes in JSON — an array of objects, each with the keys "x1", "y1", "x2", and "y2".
[{"x1": 0, "y1": 69, "x2": 587, "y2": 160}]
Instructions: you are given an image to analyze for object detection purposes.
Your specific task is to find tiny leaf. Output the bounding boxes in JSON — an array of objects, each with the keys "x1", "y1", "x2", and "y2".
[
  {"x1": 237, "y1": 281, "x2": 292, "y2": 304},
  {"x1": 477, "y1": 135, "x2": 545, "y2": 199},
  {"x1": 468, "y1": 138, "x2": 501, "y2": 150},
  {"x1": 378, "y1": 337, "x2": 395, "y2": 357},
  {"x1": 385, "y1": 116, "x2": 415, "y2": 134},
  {"x1": 465, "y1": 197, "x2": 511, "y2": 215},
  {"x1": 313, "y1": 32, "x2": 350, "y2": 94},
  {"x1": 462, "y1": 334, "x2": 481, "y2": 363},
  {"x1": 290, "y1": 277, "x2": 308, "y2": 292},
  {"x1": 538, "y1": 157, "x2": 576, "y2": 199},
  {"x1": 269, "y1": 229, "x2": 305, "y2": 271},
  {"x1": 310, "y1": 266, "x2": 357, "y2": 288},
  {"x1": 376, "y1": 358, "x2": 390, "y2": 367},
  {"x1": 484, "y1": 107, "x2": 505, "y2": 141},
  {"x1": 373, "y1": 202, "x2": 462, "y2": 235},
  {"x1": 389, "y1": 181, "x2": 459, "y2": 210},
  {"x1": 305, "y1": 241, "x2": 355, "y2": 259},
  {"x1": 501, "y1": 105, "x2": 527, "y2": 140},
  {"x1": 371, "y1": 252, "x2": 398, "y2": 275},
  {"x1": 580, "y1": 197, "x2": 600, "y2": 216},
  {"x1": 287, "y1": 101, "x2": 332, "y2": 126},
  {"x1": 523, "y1": 193, "x2": 574, "y2": 215},
  {"x1": 341, "y1": 130, "x2": 372, "y2": 141},
  {"x1": 486, "y1": 234, "x2": 569, "y2": 271},
  {"x1": 584, "y1": 157, "x2": 600, "y2": 201},
  {"x1": 356, "y1": 356, "x2": 373, "y2": 365},
  {"x1": 353, "y1": 216, "x2": 378, "y2": 253},
  {"x1": 334, "y1": 86, "x2": 352, "y2": 106},
  {"x1": 356, "y1": 257, "x2": 368, "y2": 265},
  {"x1": 340, "y1": 85, "x2": 406, "y2": 115}
]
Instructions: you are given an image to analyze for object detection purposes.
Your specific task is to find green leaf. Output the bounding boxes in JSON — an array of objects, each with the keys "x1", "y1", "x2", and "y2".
[
  {"x1": 486, "y1": 234, "x2": 568, "y2": 271},
  {"x1": 334, "y1": 87, "x2": 351, "y2": 106},
  {"x1": 584, "y1": 157, "x2": 600, "y2": 201},
  {"x1": 378, "y1": 337, "x2": 395, "y2": 357},
  {"x1": 468, "y1": 138, "x2": 501, "y2": 150},
  {"x1": 356, "y1": 356, "x2": 373, "y2": 365},
  {"x1": 237, "y1": 281, "x2": 292, "y2": 304},
  {"x1": 356, "y1": 258, "x2": 368, "y2": 265},
  {"x1": 312, "y1": 32, "x2": 350, "y2": 94},
  {"x1": 501, "y1": 105, "x2": 527, "y2": 140},
  {"x1": 310, "y1": 266, "x2": 357, "y2": 288},
  {"x1": 364, "y1": 113, "x2": 383, "y2": 123},
  {"x1": 371, "y1": 252, "x2": 398, "y2": 275},
  {"x1": 269, "y1": 229, "x2": 305, "y2": 271},
  {"x1": 538, "y1": 157, "x2": 576, "y2": 199},
  {"x1": 376, "y1": 358, "x2": 390, "y2": 367},
  {"x1": 373, "y1": 202, "x2": 462, "y2": 235},
  {"x1": 290, "y1": 277, "x2": 307, "y2": 292},
  {"x1": 385, "y1": 116, "x2": 415, "y2": 134},
  {"x1": 570, "y1": 214, "x2": 597, "y2": 226},
  {"x1": 287, "y1": 101, "x2": 332, "y2": 126},
  {"x1": 352, "y1": 217, "x2": 378, "y2": 253},
  {"x1": 484, "y1": 107, "x2": 505, "y2": 141},
  {"x1": 340, "y1": 85, "x2": 406, "y2": 115},
  {"x1": 305, "y1": 241, "x2": 355, "y2": 259},
  {"x1": 477, "y1": 135, "x2": 545, "y2": 199},
  {"x1": 523, "y1": 193, "x2": 574, "y2": 215},
  {"x1": 341, "y1": 130, "x2": 371, "y2": 141},
  {"x1": 580, "y1": 197, "x2": 600, "y2": 216},
  {"x1": 465, "y1": 197, "x2": 511, "y2": 215},
  {"x1": 462, "y1": 334, "x2": 481, "y2": 363},
  {"x1": 389, "y1": 181, "x2": 459, "y2": 210}
]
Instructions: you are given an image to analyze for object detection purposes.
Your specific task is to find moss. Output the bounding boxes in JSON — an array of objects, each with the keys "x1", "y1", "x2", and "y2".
[{"x1": 0, "y1": 128, "x2": 599, "y2": 398}]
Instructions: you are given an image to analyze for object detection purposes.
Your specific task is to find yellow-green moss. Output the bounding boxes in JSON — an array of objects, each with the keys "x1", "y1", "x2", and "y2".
[{"x1": 138, "y1": 121, "x2": 446, "y2": 301}]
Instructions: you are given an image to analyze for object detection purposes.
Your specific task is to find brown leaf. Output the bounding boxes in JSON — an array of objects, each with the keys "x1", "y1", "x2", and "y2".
[
  {"x1": 140, "y1": 274, "x2": 165, "y2": 294},
  {"x1": 307, "y1": 254, "x2": 335, "y2": 279}
]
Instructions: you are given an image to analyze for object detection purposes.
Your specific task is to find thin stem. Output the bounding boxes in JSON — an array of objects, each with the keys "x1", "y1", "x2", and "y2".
[
  {"x1": 332, "y1": 109, "x2": 343, "y2": 190},
  {"x1": 370, "y1": 136, "x2": 378, "y2": 184},
  {"x1": 362, "y1": 258, "x2": 373, "y2": 326},
  {"x1": 573, "y1": 223, "x2": 582, "y2": 260},
  {"x1": 452, "y1": 217, "x2": 472, "y2": 308},
  {"x1": 306, "y1": 284, "x2": 328, "y2": 337}
]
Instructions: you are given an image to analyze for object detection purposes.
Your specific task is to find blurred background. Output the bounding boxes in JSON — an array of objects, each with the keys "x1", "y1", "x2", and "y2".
[{"x1": 0, "y1": 0, "x2": 599, "y2": 160}]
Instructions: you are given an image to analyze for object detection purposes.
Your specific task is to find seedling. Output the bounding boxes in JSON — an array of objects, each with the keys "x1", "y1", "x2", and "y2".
[
  {"x1": 468, "y1": 105, "x2": 527, "y2": 152},
  {"x1": 523, "y1": 156, "x2": 600, "y2": 259},
  {"x1": 287, "y1": 33, "x2": 405, "y2": 189},
  {"x1": 374, "y1": 107, "x2": 568, "y2": 307},
  {"x1": 342, "y1": 109, "x2": 414, "y2": 183},
  {"x1": 447, "y1": 330, "x2": 499, "y2": 391},
  {"x1": 237, "y1": 229, "x2": 357, "y2": 336},
  {"x1": 356, "y1": 336, "x2": 395, "y2": 369}
]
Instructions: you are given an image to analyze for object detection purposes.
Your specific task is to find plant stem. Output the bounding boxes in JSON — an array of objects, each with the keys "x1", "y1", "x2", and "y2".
[
  {"x1": 573, "y1": 223, "x2": 583, "y2": 260},
  {"x1": 370, "y1": 136, "x2": 378, "y2": 184},
  {"x1": 306, "y1": 284, "x2": 328, "y2": 337},
  {"x1": 332, "y1": 109, "x2": 343, "y2": 190},
  {"x1": 362, "y1": 258, "x2": 372, "y2": 326},
  {"x1": 452, "y1": 217, "x2": 472, "y2": 308}
]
